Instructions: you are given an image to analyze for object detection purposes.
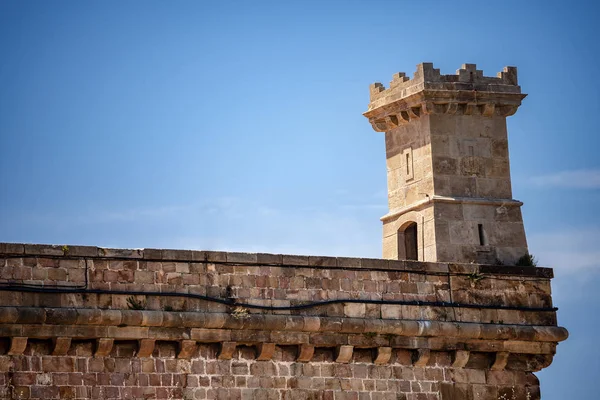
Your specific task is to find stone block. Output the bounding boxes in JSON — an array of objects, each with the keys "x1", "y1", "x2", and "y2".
[
  {"x1": 361, "y1": 258, "x2": 389, "y2": 269},
  {"x1": 0, "y1": 243, "x2": 25, "y2": 254},
  {"x1": 381, "y1": 305, "x2": 401, "y2": 320},
  {"x1": 344, "y1": 303, "x2": 366, "y2": 318},
  {"x1": 24, "y1": 244, "x2": 64, "y2": 256},
  {"x1": 107, "y1": 326, "x2": 148, "y2": 339},
  {"x1": 93, "y1": 338, "x2": 113, "y2": 357},
  {"x1": 413, "y1": 349, "x2": 430, "y2": 367},
  {"x1": 503, "y1": 341, "x2": 544, "y2": 354},
  {"x1": 51, "y1": 337, "x2": 72, "y2": 356},
  {"x1": 491, "y1": 351, "x2": 510, "y2": 370},
  {"x1": 308, "y1": 256, "x2": 337, "y2": 267},
  {"x1": 137, "y1": 339, "x2": 156, "y2": 357},
  {"x1": 256, "y1": 343, "x2": 276, "y2": 361},
  {"x1": 297, "y1": 344, "x2": 315, "y2": 362},
  {"x1": 203, "y1": 313, "x2": 227, "y2": 329},
  {"x1": 218, "y1": 342, "x2": 237, "y2": 360},
  {"x1": 204, "y1": 251, "x2": 227, "y2": 262},
  {"x1": 177, "y1": 340, "x2": 197, "y2": 359},
  {"x1": 282, "y1": 254, "x2": 309, "y2": 266},
  {"x1": 335, "y1": 345, "x2": 354, "y2": 363},
  {"x1": 8, "y1": 337, "x2": 28, "y2": 355},
  {"x1": 337, "y1": 257, "x2": 362, "y2": 268},
  {"x1": 256, "y1": 253, "x2": 282, "y2": 264},
  {"x1": 303, "y1": 316, "x2": 321, "y2": 332},
  {"x1": 143, "y1": 248, "x2": 163, "y2": 259},
  {"x1": 231, "y1": 329, "x2": 270, "y2": 343},
  {"x1": 374, "y1": 347, "x2": 392, "y2": 365},
  {"x1": 228, "y1": 252, "x2": 258, "y2": 264},
  {"x1": 452, "y1": 350, "x2": 470, "y2": 368},
  {"x1": 161, "y1": 249, "x2": 191, "y2": 261},
  {"x1": 471, "y1": 384, "x2": 498, "y2": 400},
  {"x1": 341, "y1": 318, "x2": 365, "y2": 333},
  {"x1": 191, "y1": 328, "x2": 231, "y2": 342},
  {"x1": 310, "y1": 333, "x2": 348, "y2": 346},
  {"x1": 433, "y1": 156, "x2": 458, "y2": 175},
  {"x1": 100, "y1": 248, "x2": 143, "y2": 258}
]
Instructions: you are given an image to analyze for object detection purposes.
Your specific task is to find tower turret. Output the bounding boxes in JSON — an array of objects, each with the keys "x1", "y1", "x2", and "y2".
[{"x1": 364, "y1": 63, "x2": 528, "y2": 265}]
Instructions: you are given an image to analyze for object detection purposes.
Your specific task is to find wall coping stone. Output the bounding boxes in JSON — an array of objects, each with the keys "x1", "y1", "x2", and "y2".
[
  {"x1": 0, "y1": 307, "x2": 568, "y2": 344},
  {"x1": 0, "y1": 242, "x2": 554, "y2": 277}
]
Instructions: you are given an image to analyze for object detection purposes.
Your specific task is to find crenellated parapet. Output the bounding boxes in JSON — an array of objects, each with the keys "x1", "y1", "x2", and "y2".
[{"x1": 364, "y1": 63, "x2": 526, "y2": 132}]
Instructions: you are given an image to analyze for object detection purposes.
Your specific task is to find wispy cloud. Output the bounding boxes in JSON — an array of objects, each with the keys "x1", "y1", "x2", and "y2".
[
  {"x1": 171, "y1": 209, "x2": 381, "y2": 258},
  {"x1": 49, "y1": 197, "x2": 244, "y2": 225},
  {"x1": 531, "y1": 169, "x2": 600, "y2": 189},
  {"x1": 528, "y1": 228, "x2": 600, "y2": 273},
  {"x1": 77, "y1": 205, "x2": 189, "y2": 224},
  {"x1": 340, "y1": 204, "x2": 387, "y2": 211},
  {"x1": 11, "y1": 193, "x2": 383, "y2": 258}
]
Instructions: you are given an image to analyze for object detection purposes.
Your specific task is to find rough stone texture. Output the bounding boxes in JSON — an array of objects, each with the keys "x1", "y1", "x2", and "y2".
[
  {"x1": 0, "y1": 251, "x2": 557, "y2": 326},
  {"x1": 0, "y1": 342, "x2": 543, "y2": 400},
  {"x1": 0, "y1": 243, "x2": 566, "y2": 399},
  {"x1": 365, "y1": 63, "x2": 529, "y2": 265}
]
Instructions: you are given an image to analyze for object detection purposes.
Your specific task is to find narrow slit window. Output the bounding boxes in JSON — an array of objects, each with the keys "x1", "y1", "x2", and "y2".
[
  {"x1": 478, "y1": 224, "x2": 487, "y2": 246},
  {"x1": 402, "y1": 147, "x2": 414, "y2": 181}
]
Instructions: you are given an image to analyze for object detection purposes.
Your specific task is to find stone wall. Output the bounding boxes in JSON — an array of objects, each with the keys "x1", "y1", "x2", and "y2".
[
  {"x1": 0, "y1": 243, "x2": 567, "y2": 399},
  {"x1": 0, "y1": 341, "x2": 542, "y2": 400}
]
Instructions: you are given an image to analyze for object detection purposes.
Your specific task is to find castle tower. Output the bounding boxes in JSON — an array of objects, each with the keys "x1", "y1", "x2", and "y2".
[{"x1": 364, "y1": 63, "x2": 529, "y2": 265}]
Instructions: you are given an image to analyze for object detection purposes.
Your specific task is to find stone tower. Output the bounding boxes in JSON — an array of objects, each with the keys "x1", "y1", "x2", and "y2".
[{"x1": 364, "y1": 63, "x2": 528, "y2": 265}]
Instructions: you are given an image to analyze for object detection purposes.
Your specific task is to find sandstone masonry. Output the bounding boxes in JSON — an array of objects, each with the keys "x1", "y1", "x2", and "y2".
[
  {"x1": 364, "y1": 63, "x2": 528, "y2": 265},
  {"x1": 0, "y1": 243, "x2": 566, "y2": 399}
]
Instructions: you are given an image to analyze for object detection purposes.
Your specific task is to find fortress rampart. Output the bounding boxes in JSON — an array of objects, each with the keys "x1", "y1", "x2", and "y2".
[{"x1": 0, "y1": 243, "x2": 567, "y2": 399}]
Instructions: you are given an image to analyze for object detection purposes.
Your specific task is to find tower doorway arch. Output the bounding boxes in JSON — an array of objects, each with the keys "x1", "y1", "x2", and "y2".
[{"x1": 398, "y1": 221, "x2": 418, "y2": 261}]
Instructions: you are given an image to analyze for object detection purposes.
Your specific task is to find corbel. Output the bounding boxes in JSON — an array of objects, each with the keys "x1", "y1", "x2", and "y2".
[
  {"x1": 374, "y1": 347, "x2": 392, "y2": 365},
  {"x1": 297, "y1": 344, "x2": 315, "y2": 362}
]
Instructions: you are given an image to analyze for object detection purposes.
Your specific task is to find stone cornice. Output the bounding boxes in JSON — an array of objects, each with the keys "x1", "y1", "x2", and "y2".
[
  {"x1": 0, "y1": 307, "x2": 568, "y2": 343},
  {"x1": 0, "y1": 307, "x2": 567, "y2": 370},
  {"x1": 380, "y1": 196, "x2": 524, "y2": 223},
  {"x1": 363, "y1": 63, "x2": 527, "y2": 132}
]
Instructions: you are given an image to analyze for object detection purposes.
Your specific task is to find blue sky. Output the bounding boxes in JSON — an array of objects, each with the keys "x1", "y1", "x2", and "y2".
[{"x1": 0, "y1": 0, "x2": 598, "y2": 397}]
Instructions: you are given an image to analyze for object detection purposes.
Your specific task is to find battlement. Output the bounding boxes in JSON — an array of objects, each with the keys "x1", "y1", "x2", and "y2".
[
  {"x1": 364, "y1": 63, "x2": 527, "y2": 132},
  {"x1": 369, "y1": 63, "x2": 521, "y2": 104}
]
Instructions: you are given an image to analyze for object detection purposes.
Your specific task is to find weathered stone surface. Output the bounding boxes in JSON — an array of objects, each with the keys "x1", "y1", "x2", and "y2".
[
  {"x1": 335, "y1": 345, "x2": 354, "y2": 363},
  {"x1": 177, "y1": 340, "x2": 197, "y2": 359},
  {"x1": 452, "y1": 350, "x2": 470, "y2": 368},
  {"x1": 414, "y1": 348, "x2": 431, "y2": 367},
  {"x1": 366, "y1": 63, "x2": 530, "y2": 266},
  {"x1": 94, "y1": 338, "x2": 113, "y2": 357},
  {"x1": 491, "y1": 351, "x2": 510, "y2": 371},
  {"x1": 8, "y1": 336, "x2": 27, "y2": 355},
  {"x1": 294, "y1": 343, "x2": 314, "y2": 363},
  {"x1": 0, "y1": 243, "x2": 565, "y2": 399},
  {"x1": 137, "y1": 339, "x2": 156, "y2": 357},
  {"x1": 374, "y1": 346, "x2": 392, "y2": 365},
  {"x1": 51, "y1": 337, "x2": 71, "y2": 356},
  {"x1": 256, "y1": 343, "x2": 276, "y2": 361},
  {"x1": 218, "y1": 341, "x2": 237, "y2": 360}
]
